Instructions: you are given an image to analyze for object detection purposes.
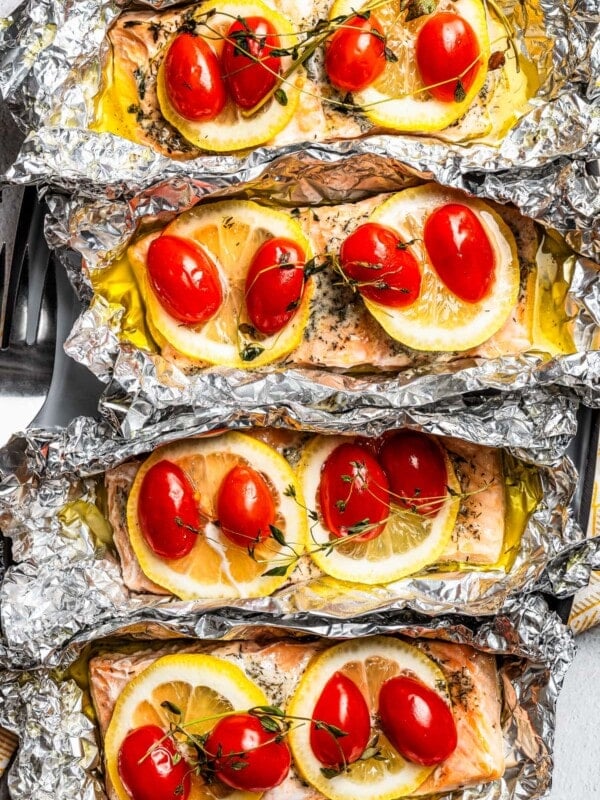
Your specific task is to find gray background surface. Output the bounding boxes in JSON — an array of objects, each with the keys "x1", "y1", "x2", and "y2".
[{"x1": 1, "y1": 0, "x2": 600, "y2": 796}]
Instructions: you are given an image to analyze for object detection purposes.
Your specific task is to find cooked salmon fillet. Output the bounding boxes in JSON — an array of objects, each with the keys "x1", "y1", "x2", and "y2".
[
  {"x1": 90, "y1": 637, "x2": 504, "y2": 799},
  {"x1": 126, "y1": 193, "x2": 537, "y2": 373},
  {"x1": 97, "y1": 0, "x2": 508, "y2": 157},
  {"x1": 105, "y1": 429, "x2": 507, "y2": 596}
]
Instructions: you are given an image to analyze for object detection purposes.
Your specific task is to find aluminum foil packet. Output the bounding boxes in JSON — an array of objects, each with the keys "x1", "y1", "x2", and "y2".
[
  {"x1": 45, "y1": 165, "x2": 600, "y2": 437},
  {"x1": 0, "y1": 596, "x2": 575, "y2": 800},
  {"x1": 0, "y1": 409, "x2": 583, "y2": 666},
  {"x1": 0, "y1": 0, "x2": 599, "y2": 198}
]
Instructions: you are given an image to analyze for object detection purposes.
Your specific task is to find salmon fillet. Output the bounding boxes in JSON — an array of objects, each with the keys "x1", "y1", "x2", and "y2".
[
  {"x1": 105, "y1": 429, "x2": 507, "y2": 595},
  {"x1": 90, "y1": 637, "x2": 504, "y2": 799}
]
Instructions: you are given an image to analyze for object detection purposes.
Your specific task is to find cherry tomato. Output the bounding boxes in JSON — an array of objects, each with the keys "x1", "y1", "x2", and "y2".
[
  {"x1": 217, "y1": 465, "x2": 276, "y2": 548},
  {"x1": 325, "y1": 15, "x2": 386, "y2": 92},
  {"x1": 164, "y1": 33, "x2": 226, "y2": 121},
  {"x1": 423, "y1": 203, "x2": 495, "y2": 303},
  {"x1": 415, "y1": 13, "x2": 481, "y2": 103},
  {"x1": 147, "y1": 235, "x2": 223, "y2": 325},
  {"x1": 245, "y1": 238, "x2": 306, "y2": 335},
  {"x1": 221, "y1": 16, "x2": 282, "y2": 110},
  {"x1": 319, "y1": 442, "x2": 390, "y2": 542},
  {"x1": 339, "y1": 223, "x2": 421, "y2": 308},
  {"x1": 118, "y1": 725, "x2": 190, "y2": 800},
  {"x1": 138, "y1": 460, "x2": 200, "y2": 559},
  {"x1": 310, "y1": 672, "x2": 371, "y2": 769},
  {"x1": 378, "y1": 431, "x2": 448, "y2": 515},
  {"x1": 205, "y1": 713, "x2": 291, "y2": 792},
  {"x1": 378, "y1": 676, "x2": 458, "y2": 766}
]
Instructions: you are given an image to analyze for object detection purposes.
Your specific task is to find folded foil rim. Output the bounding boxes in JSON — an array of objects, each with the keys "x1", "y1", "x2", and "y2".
[
  {"x1": 0, "y1": 595, "x2": 576, "y2": 800},
  {"x1": 0, "y1": 415, "x2": 586, "y2": 667}
]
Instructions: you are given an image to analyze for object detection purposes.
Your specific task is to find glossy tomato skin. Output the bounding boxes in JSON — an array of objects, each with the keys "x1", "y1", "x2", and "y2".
[
  {"x1": 379, "y1": 431, "x2": 448, "y2": 515},
  {"x1": 325, "y1": 15, "x2": 386, "y2": 92},
  {"x1": 205, "y1": 714, "x2": 291, "y2": 792},
  {"x1": 378, "y1": 676, "x2": 458, "y2": 766},
  {"x1": 423, "y1": 203, "x2": 495, "y2": 303},
  {"x1": 310, "y1": 672, "x2": 371, "y2": 768},
  {"x1": 245, "y1": 238, "x2": 306, "y2": 335},
  {"x1": 217, "y1": 465, "x2": 276, "y2": 548},
  {"x1": 164, "y1": 33, "x2": 226, "y2": 120},
  {"x1": 339, "y1": 223, "x2": 421, "y2": 308},
  {"x1": 118, "y1": 725, "x2": 190, "y2": 800},
  {"x1": 319, "y1": 442, "x2": 390, "y2": 542},
  {"x1": 415, "y1": 13, "x2": 481, "y2": 103},
  {"x1": 147, "y1": 235, "x2": 223, "y2": 325},
  {"x1": 138, "y1": 460, "x2": 200, "y2": 559},
  {"x1": 221, "y1": 16, "x2": 282, "y2": 110}
]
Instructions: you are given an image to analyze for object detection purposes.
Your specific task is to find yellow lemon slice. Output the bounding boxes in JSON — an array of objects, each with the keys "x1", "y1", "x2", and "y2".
[
  {"x1": 287, "y1": 636, "x2": 450, "y2": 800},
  {"x1": 127, "y1": 199, "x2": 314, "y2": 368},
  {"x1": 299, "y1": 435, "x2": 460, "y2": 584},
  {"x1": 362, "y1": 183, "x2": 520, "y2": 351},
  {"x1": 126, "y1": 432, "x2": 307, "y2": 599},
  {"x1": 105, "y1": 653, "x2": 267, "y2": 800},
  {"x1": 329, "y1": 0, "x2": 490, "y2": 132},
  {"x1": 157, "y1": 0, "x2": 301, "y2": 152}
]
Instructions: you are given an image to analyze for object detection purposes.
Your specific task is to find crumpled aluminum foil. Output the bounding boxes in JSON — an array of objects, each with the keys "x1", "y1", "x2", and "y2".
[
  {"x1": 0, "y1": 0, "x2": 599, "y2": 202},
  {"x1": 0, "y1": 596, "x2": 576, "y2": 800},
  {"x1": 45, "y1": 165, "x2": 600, "y2": 436},
  {"x1": 0, "y1": 412, "x2": 584, "y2": 666}
]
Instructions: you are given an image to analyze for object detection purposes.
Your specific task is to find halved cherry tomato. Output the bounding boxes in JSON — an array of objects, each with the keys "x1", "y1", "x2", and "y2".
[
  {"x1": 118, "y1": 725, "x2": 190, "y2": 800},
  {"x1": 138, "y1": 460, "x2": 200, "y2": 559},
  {"x1": 245, "y1": 238, "x2": 306, "y2": 335},
  {"x1": 221, "y1": 16, "x2": 282, "y2": 110},
  {"x1": 164, "y1": 33, "x2": 227, "y2": 120},
  {"x1": 379, "y1": 431, "x2": 448, "y2": 515},
  {"x1": 415, "y1": 13, "x2": 481, "y2": 103},
  {"x1": 147, "y1": 235, "x2": 223, "y2": 325},
  {"x1": 339, "y1": 222, "x2": 421, "y2": 308},
  {"x1": 204, "y1": 713, "x2": 291, "y2": 792},
  {"x1": 423, "y1": 203, "x2": 495, "y2": 303},
  {"x1": 325, "y1": 15, "x2": 386, "y2": 92},
  {"x1": 319, "y1": 442, "x2": 390, "y2": 542},
  {"x1": 310, "y1": 672, "x2": 371, "y2": 769},
  {"x1": 217, "y1": 465, "x2": 276, "y2": 548},
  {"x1": 378, "y1": 676, "x2": 458, "y2": 766}
]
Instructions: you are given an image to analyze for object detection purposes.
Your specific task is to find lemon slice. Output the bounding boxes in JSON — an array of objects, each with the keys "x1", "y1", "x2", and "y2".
[
  {"x1": 157, "y1": 0, "x2": 301, "y2": 152},
  {"x1": 329, "y1": 0, "x2": 490, "y2": 132},
  {"x1": 299, "y1": 436, "x2": 460, "y2": 584},
  {"x1": 126, "y1": 432, "x2": 307, "y2": 599},
  {"x1": 288, "y1": 636, "x2": 450, "y2": 800},
  {"x1": 362, "y1": 184, "x2": 520, "y2": 351},
  {"x1": 127, "y1": 199, "x2": 314, "y2": 368},
  {"x1": 105, "y1": 653, "x2": 266, "y2": 800}
]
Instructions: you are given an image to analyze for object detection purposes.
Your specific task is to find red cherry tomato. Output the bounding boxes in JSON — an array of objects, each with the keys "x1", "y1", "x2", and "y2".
[
  {"x1": 423, "y1": 203, "x2": 495, "y2": 303},
  {"x1": 379, "y1": 431, "x2": 448, "y2": 515},
  {"x1": 310, "y1": 672, "x2": 371, "y2": 769},
  {"x1": 221, "y1": 16, "x2": 282, "y2": 110},
  {"x1": 147, "y1": 235, "x2": 223, "y2": 325},
  {"x1": 319, "y1": 442, "x2": 390, "y2": 542},
  {"x1": 378, "y1": 676, "x2": 458, "y2": 766},
  {"x1": 118, "y1": 725, "x2": 190, "y2": 800},
  {"x1": 205, "y1": 713, "x2": 291, "y2": 792},
  {"x1": 339, "y1": 223, "x2": 421, "y2": 308},
  {"x1": 325, "y1": 15, "x2": 386, "y2": 92},
  {"x1": 217, "y1": 465, "x2": 276, "y2": 548},
  {"x1": 415, "y1": 13, "x2": 481, "y2": 103},
  {"x1": 245, "y1": 238, "x2": 306, "y2": 335},
  {"x1": 164, "y1": 33, "x2": 226, "y2": 120},
  {"x1": 138, "y1": 460, "x2": 200, "y2": 559}
]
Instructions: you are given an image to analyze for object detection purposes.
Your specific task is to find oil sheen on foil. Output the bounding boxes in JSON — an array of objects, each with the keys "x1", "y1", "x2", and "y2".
[
  {"x1": 0, "y1": 597, "x2": 576, "y2": 800},
  {"x1": 0, "y1": 0, "x2": 599, "y2": 199},
  {"x1": 0, "y1": 412, "x2": 584, "y2": 666}
]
